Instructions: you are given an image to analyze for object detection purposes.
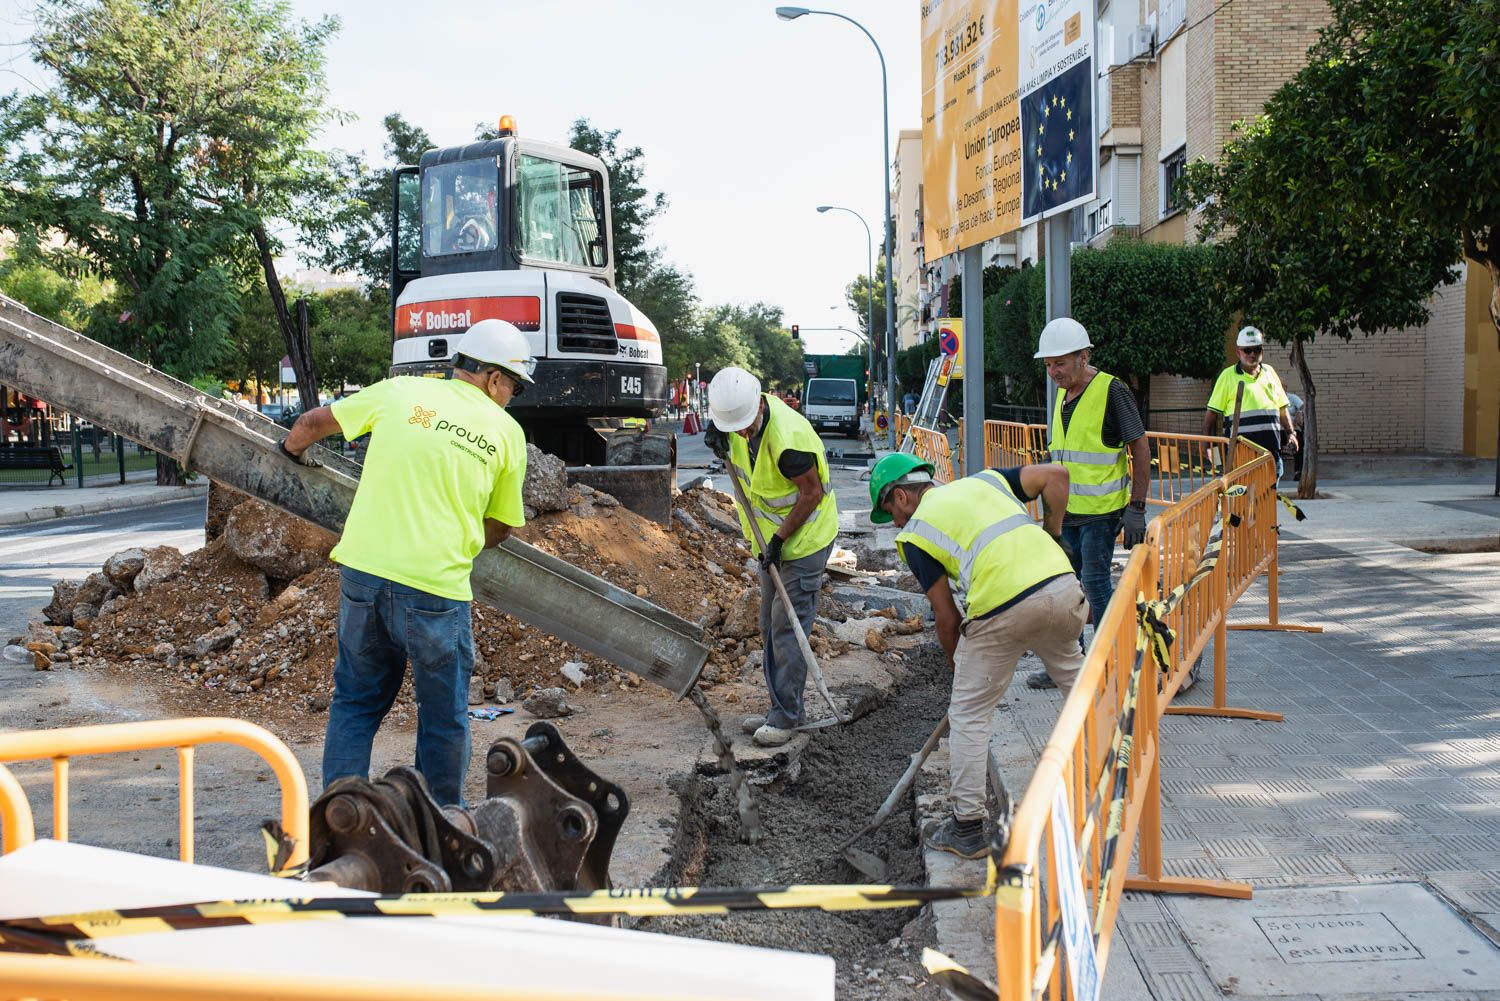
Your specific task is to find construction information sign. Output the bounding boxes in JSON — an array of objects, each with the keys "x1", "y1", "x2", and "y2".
[
  {"x1": 922, "y1": 0, "x2": 1021, "y2": 258},
  {"x1": 1018, "y1": 0, "x2": 1097, "y2": 223},
  {"x1": 923, "y1": 0, "x2": 1098, "y2": 255}
]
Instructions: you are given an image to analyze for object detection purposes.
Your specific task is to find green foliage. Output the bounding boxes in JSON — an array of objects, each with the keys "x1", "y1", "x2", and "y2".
[
  {"x1": 981, "y1": 243, "x2": 1228, "y2": 407},
  {"x1": 0, "y1": 0, "x2": 341, "y2": 386},
  {"x1": 308, "y1": 288, "x2": 392, "y2": 391},
  {"x1": 948, "y1": 263, "x2": 1020, "y2": 315},
  {"x1": 844, "y1": 255, "x2": 887, "y2": 341},
  {"x1": 214, "y1": 283, "x2": 286, "y2": 396},
  {"x1": 313, "y1": 114, "x2": 434, "y2": 293},
  {"x1": 0, "y1": 256, "x2": 109, "y2": 331}
]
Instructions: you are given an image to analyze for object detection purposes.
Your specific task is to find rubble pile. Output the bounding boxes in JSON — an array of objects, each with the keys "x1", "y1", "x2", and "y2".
[{"x1": 18, "y1": 481, "x2": 898, "y2": 720}]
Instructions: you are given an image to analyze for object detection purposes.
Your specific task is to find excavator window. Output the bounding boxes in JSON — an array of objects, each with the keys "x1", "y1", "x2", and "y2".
[
  {"x1": 423, "y1": 159, "x2": 499, "y2": 257},
  {"x1": 516, "y1": 154, "x2": 607, "y2": 269}
]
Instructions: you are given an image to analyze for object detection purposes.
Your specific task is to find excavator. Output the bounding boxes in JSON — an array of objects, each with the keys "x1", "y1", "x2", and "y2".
[{"x1": 389, "y1": 117, "x2": 675, "y2": 519}]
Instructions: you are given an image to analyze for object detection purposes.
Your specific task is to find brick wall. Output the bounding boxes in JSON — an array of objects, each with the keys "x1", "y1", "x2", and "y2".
[
  {"x1": 1139, "y1": 1, "x2": 1162, "y2": 226},
  {"x1": 1423, "y1": 275, "x2": 1467, "y2": 454},
  {"x1": 1212, "y1": 0, "x2": 1327, "y2": 156},
  {"x1": 1111, "y1": 64, "x2": 1143, "y2": 129},
  {"x1": 1262, "y1": 334, "x2": 1426, "y2": 454}
]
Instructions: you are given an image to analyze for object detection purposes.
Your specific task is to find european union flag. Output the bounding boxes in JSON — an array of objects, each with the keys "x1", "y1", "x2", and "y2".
[{"x1": 1021, "y1": 57, "x2": 1095, "y2": 221}]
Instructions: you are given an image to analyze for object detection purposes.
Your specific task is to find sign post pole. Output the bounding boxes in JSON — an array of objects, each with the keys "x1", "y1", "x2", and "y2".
[{"x1": 961, "y1": 244, "x2": 986, "y2": 475}]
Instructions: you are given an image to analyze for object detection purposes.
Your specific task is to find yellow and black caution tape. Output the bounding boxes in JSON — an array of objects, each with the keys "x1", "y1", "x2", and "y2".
[
  {"x1": 0, "y1": 925, "x2": 122, "y2": 960},
  {"x1": 261, "y1": 821, "x2": 307, "y2": 879},
  {"x1": 922, "y1": 946, "x2": 999, "y2": 1001},
  {"x1": 0, "y1": 873, "x2": 1000, "y2": 947},
  {"x1": 1277, "y1": 493, "x2": 1307, "y2": 521}
]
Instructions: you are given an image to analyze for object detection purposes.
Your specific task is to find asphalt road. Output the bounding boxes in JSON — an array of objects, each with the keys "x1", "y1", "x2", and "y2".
[{"x1": 0, "y1": 498, "x2": 205, "y2": 641}]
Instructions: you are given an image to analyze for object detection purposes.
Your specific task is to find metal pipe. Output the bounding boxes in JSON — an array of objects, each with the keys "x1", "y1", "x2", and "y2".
[{"x1": 816, "y1": 205, "x2": 876, "y2": 420}]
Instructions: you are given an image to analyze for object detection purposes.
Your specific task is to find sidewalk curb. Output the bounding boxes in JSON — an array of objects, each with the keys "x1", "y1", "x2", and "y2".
[{"x1": 0, "y1": 482, "x2": 207, "y2": 528}]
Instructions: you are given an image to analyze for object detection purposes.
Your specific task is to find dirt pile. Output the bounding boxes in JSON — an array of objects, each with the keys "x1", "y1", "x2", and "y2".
[{"x1": 34, "y1": 483, "x2": 866, "y2": 723}]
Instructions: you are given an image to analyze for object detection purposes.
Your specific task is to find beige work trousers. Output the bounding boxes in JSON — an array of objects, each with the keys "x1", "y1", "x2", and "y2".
[{"x1": 948, "y1": 575, "x2": 1088, "y2": 820}]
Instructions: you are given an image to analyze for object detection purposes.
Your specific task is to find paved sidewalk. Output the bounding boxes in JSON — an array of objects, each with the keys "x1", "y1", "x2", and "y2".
[
  {"x1": 924, "y1": 480, "x2": 1500, "y2": 999},
  {"x1": 0, "y1": 481, "x2": 207, "y2": 528}
]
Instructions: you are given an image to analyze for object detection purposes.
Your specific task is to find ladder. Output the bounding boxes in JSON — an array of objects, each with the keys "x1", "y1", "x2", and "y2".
[
  {"x1": 0, "y1": 297, "x2": 708, "y2": 698},
  {"x1": 897, "y1": 354, "x2": 955, "y2": 454}
]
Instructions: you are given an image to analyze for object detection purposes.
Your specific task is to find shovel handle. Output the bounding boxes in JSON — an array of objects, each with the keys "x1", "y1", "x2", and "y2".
[{"x1": 846, "y1": 715, "x2": 952, "y2": 847}]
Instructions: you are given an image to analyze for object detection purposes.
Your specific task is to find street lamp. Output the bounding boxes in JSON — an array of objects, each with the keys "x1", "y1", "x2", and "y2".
[
  {"x1": 816, "y1": 204, "x2": 876, "y2": 421},
  {"x1": 778, "y1": 6, "x2": 897, "y2": 438}
]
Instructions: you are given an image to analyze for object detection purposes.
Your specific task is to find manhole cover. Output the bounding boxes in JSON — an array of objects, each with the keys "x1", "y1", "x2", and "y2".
[{"x1": 1165, "y1": 883, "x2": 1500, "y2": 996}]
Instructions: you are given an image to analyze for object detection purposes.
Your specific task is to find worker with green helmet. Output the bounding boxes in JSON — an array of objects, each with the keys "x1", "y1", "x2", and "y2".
[
  {"x1": 869, "y1": 452, "x2": 1086, "y2": 858},
  {"x1": 283, "y1": 318, "x2": 534, "y2": 806},
  {"x1": 1029, "y1": 316, "x2": 1151, "y2": 691},
  {"x1": 706, "y1": 366, "x2": 839, "y2": 748}
]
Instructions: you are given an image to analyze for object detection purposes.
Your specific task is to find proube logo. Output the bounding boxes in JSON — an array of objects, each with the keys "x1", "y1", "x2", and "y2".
[{"x1": 409, "y1": 405, "x2": 436, "y2": 428}]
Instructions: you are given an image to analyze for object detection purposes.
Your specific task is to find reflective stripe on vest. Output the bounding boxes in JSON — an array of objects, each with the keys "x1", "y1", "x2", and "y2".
[
  {"x1": 728, "y1": 394, "x2": 839, "y2": 560},
  {"x1": 895, "y1": 470, "x2": 1075, "y2": 618},
  {"x1": 1049, "y1": 371, "x2": 1130, "y2": 515}
]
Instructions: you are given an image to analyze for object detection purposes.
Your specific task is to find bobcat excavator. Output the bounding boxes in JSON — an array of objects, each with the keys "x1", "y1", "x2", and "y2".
[{"x1": 389, "y1": 117, "x2": 675, "y2": 519}]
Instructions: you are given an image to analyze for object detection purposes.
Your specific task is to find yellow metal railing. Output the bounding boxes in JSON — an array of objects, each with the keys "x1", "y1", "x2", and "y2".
[{"x1": 0, "y1": 717, "x2": 309, "y2": 870}]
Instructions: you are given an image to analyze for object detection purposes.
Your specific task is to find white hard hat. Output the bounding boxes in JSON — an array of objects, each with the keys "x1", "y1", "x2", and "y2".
[
  {"x1": 454, "y1": 319, "x2": 536, "y2": 384},
  {"x1": 1033, "y1": 317, "x2": 1093, "y2": 359},
  {"x1": 707, "y1": 367, "x2": 763, "y2": 433},
  {"x1": 1236, "y1": 325, "x2": 1266, "y2": 348}
]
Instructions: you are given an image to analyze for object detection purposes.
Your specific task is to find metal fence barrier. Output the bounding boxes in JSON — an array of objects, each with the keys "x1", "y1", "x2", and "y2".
[{"x1": 0, "y1": 717, "x2": 309, "y2": 870}]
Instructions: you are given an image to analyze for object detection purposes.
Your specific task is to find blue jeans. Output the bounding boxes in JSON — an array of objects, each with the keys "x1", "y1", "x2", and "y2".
[
  {"x1": 322, "y1": 567, "x2": 474, "y2": 806},
  {"x1": 1061, "y1": 513, "x2": 1123, "y2": 641}
]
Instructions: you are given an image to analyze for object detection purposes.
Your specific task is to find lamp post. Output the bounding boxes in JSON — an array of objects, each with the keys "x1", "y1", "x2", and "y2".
[
  {"x1": 778, "y1": 6, "x2": 896, "y2": 440},
  {"x1": 816, "y1": 205, "x2": 876, "y2": 421}
]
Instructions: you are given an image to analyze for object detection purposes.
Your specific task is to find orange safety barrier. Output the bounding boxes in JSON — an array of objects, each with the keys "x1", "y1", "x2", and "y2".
[
  {"x1": 909, "y1": 425, "x2": 957, "y2": 483},
  {"x1": 0, "y1": 761, "x2": 34, "y2": 855},
  {"x1": 894, "y1": 413, "x2": 912, "y2": 440},
  {"x1": 1139, "y1": 431, "x2": 1230, "y2": 507},
  {"x1": 1223, "y1": 439, "x2": 1323, "y2": 635},
  {"x1": 983, "y1": 421, "x2": 1048, "y2": 469},
  {"x1": 0, "y1": 717, "x2": 310, "y2": 870}
]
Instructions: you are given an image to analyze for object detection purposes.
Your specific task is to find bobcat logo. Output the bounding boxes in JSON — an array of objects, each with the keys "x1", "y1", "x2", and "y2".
[
  {"x1": 409, "y1": 405, "x2": 436, "y2": 428},
  {"x1": 406, "y1": 308, "x2": 424, "y2": 332}
]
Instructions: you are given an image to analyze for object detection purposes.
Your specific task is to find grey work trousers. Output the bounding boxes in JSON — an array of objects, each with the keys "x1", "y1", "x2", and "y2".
[
  {"x1": 759, "y1": 542, "x2": 832, "y2": 729},
  {"x1": 949, "y1": 576, "x2": 1088, "y2": 820}
]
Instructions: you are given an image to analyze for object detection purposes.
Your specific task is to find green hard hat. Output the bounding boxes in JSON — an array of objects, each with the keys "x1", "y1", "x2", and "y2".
[{"x1": 869, "y1": 453, "x2": 936, "y2": 524}]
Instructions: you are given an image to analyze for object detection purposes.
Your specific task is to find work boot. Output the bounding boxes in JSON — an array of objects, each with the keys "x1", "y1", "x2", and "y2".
[
  {"x1": 752, "y1": 723, "x2": 796, "y2": 748},
  {"x1": 1025, "y1": 670, "x2": 1057, "y2": 690},
  {"x1": 740, "y1": 714, "x2": 767, "y2": 735},
  {"x1": 922, "y1": 815, "x2": 987, "y2": 859}
]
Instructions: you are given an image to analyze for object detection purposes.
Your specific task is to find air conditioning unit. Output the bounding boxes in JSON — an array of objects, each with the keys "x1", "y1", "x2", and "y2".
[{"x1": 1127, "y1": 22, "x2": 1156, "y2": 61}]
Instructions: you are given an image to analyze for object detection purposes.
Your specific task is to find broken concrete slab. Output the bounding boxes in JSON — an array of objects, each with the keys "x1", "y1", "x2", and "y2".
[{"x1": 829, "y1": 582, "x2": 927, "y2": 621}]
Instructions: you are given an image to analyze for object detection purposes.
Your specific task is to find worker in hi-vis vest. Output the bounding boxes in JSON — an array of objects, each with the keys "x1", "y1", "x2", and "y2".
[
  {"x1": 870, "y1": 452, "x2": 1085, "y2": 858},
  {"x1": 282, "y1": 319, "x2": 533, "y2": 806},
  {"x1": 704, "y1": 367, "x2": 838, "y2": 748},
  {"x1": 1203, "y1": 325, "x2": 1296, "y2": 481},
  {"x1": 1028, "y1": 317, "x2": 1151, "y2": 691}
]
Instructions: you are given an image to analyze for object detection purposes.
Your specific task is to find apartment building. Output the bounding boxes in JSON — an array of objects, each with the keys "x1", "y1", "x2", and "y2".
[
  {"x1": 1076, "y1": 0, "x2": 1498, "y2": 457},
  {"x1": 890, "y1": 130, "x2": 925, "y2": 352}
]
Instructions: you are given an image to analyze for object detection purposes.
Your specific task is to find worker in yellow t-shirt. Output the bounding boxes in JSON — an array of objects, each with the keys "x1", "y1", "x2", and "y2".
[{"x1": 282, "y1": 319, "x2": 534, "y2": 805}]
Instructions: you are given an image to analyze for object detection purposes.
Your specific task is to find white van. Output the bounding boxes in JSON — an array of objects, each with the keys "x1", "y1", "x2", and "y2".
[{"x1": 803, "y1": 378, "x2": 860, "y2": 436}]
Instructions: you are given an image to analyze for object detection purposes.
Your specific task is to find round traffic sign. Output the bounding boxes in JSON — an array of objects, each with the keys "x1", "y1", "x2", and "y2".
[
  {"x1": 939, "y1": 326, "x2": 960, "y2": 357},
  {"x1": 875, "y1": 412, "x2": 889, "y2": 431}
]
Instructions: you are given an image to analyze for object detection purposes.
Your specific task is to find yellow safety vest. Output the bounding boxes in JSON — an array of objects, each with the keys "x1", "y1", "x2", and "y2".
[
  {"x1": 728, "y1": 394, "x2": 838, "y2": 561},
  {"x1": 896, "y1": 470, "x2": 1074, "y2": 619},
  {"x1": 1207, "y1": 364, "x2": 1287, "y2": 438},
  {"x1": 1049, "y1": 372, "x2": 1130, "y2": 515}
]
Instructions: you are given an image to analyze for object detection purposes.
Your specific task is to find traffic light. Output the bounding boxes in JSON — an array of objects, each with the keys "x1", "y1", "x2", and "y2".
[{"x1": 790, "y1": 324, "x2": 799, "y2": 340}]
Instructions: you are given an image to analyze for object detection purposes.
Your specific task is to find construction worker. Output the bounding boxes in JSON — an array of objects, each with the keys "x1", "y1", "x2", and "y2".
[
  {"x1": 869, "y1": 453, "x2": 1084, "y2": 858},
  {"x1": 281, "y1": 319, "x2": 534, "y2": 806},
  {"x1": 1203, "y1": 326, "x2": 1296, "y2": 480},
  {"x1": 1028, "y1": 317, "x2": 1150, "y2": 690},
  {"x1": 705, "y1": 367, "x2": 838, "y2": 747}
]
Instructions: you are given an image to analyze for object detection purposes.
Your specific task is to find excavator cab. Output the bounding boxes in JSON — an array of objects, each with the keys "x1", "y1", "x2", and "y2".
[{"x1": 389, "y1": 125, "x2": 674, "y2": 520}]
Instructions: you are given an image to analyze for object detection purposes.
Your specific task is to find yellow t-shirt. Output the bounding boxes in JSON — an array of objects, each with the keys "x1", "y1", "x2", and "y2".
[{"x1": 329, "y1": 376, "x2": 527, "y2": 601}]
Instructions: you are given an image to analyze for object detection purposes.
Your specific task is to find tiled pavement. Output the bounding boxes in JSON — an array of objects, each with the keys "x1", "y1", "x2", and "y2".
[{"x1": 932, "y1": 528, "x2": 1500, "y2": 999}]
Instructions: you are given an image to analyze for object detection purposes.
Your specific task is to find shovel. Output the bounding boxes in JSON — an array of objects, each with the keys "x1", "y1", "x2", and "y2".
[{"x1": 840, "y1": 715, "x2": 950, "y2": 881}]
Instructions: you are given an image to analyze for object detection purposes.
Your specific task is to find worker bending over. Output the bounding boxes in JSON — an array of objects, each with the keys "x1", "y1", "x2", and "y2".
[
  {"x1": 282, "y1": 319, "x2": 533, "y2": 805},
  {"x1": 706, "y1": 367, "x2": 838, "y2": 748},
  {"x1": 870, "y1": 453, "x2": 1085, "y2": 858}
]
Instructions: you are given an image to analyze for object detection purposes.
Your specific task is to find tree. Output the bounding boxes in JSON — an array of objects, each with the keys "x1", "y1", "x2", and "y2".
[
  {"x1": 0, "y1": 0, "x2": 340, "y2": 482},
  {"x1": 0, "y1": 255, "x2": 109, "y2": 331},
  {"x1": 214, "y1": 283, "x2": 286, "y2": 403},
  {"x1": 308, "y1": 288, "x2": 391, "y2": 392},
  {"x1": 1181, "y1": 50, "x2": 1462, "y2": 496},
  {"x1": 313, "y1": 114, "x2": 434, "y2": 293},
  {"x1": 844, "y1": 255, "x2": 888, "y2": 342},
  {"x1": 702, "y1": 303, "x2": 804, "y2": 390},
  {"x1": 635, "y1": 262, "x2": 701, "y2": 380}
]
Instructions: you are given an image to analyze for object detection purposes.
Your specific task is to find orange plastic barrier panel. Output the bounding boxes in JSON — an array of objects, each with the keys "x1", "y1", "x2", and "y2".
[{"x1": 909, "y1": 426, "x2": 957, "y2": 483}]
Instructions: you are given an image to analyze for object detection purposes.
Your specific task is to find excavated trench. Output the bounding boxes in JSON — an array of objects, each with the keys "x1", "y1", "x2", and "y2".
[{"x1": 645, "y1": 643, "x2": 956, "y2": 1000}]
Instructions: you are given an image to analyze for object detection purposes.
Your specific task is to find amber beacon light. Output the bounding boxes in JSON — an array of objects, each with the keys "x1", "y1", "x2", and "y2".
[{"x1": 497, "y1": 115, "x2": 517, "y2": 136}]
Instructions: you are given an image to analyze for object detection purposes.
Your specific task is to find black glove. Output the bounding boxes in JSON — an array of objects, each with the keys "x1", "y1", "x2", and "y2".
[
  {"x1": 1122, "y1": 502, "x2": 1147, "y2": 548},
  {"x1": 760, "y1": 534, "x2": 785, "y2": 570},
  {"x1": 279, "y1": 439, "x2": 321, "y2": 468},
  {"x1": 703, "y1": 422, "x2": 730, "y2": 461}
]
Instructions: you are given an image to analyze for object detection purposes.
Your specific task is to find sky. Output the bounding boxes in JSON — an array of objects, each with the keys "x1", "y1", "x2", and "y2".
[{"x1": 0, "y1": 0, "x2": 922, "y2": 358}]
